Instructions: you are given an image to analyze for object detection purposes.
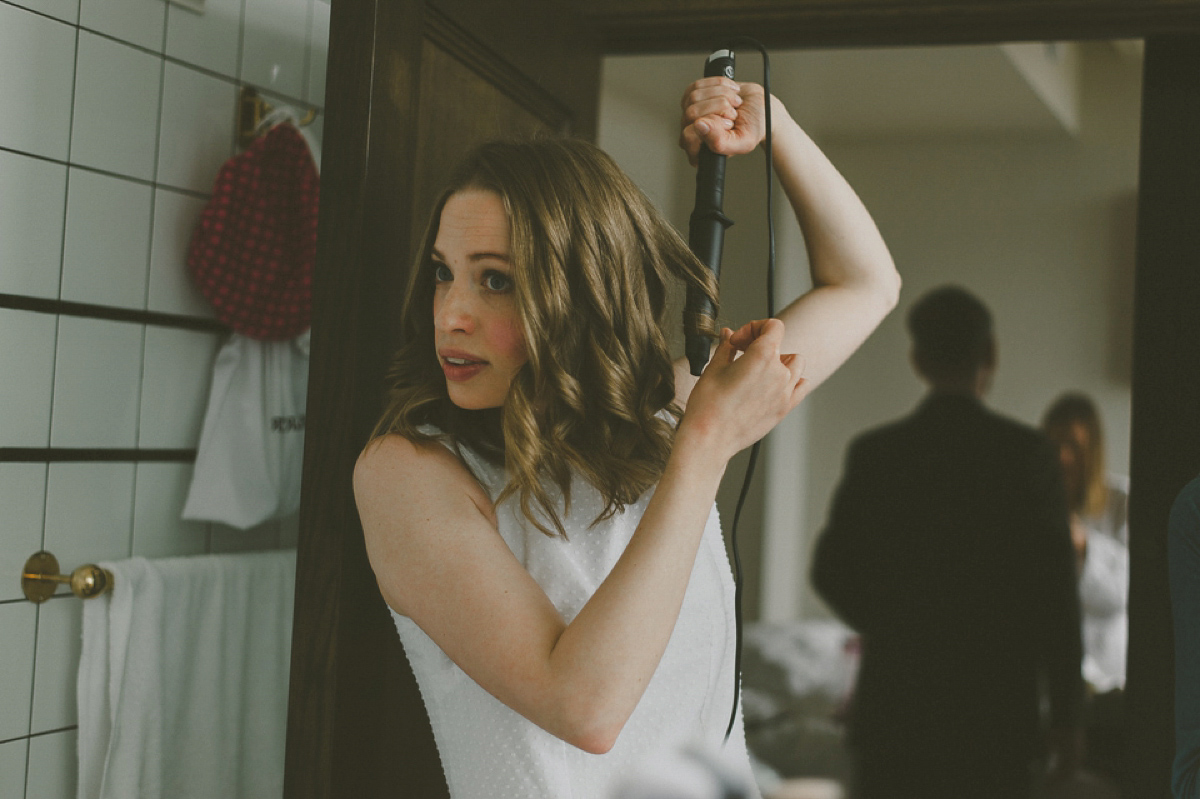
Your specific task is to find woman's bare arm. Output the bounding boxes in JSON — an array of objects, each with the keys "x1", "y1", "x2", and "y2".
[
  {"x1": 358, "y1": 321, "x2": 803, "y2": 754},
  {"x1": 674, "y1": 79, "x2": 900, "y2": 409}
]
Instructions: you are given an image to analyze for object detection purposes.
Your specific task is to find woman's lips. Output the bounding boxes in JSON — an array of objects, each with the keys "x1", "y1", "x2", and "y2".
[{"x1": 440, "y1": 354, "x2": 487, "y2": 382}]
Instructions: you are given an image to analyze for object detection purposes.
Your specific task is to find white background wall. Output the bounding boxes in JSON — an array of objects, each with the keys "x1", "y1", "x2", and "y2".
[
  {"x1": 0, "y1": 0, "x2": 327, "y2": 793},
  {"x1": 599, "y1": 41, "x2": 1141, "y2": 623}
]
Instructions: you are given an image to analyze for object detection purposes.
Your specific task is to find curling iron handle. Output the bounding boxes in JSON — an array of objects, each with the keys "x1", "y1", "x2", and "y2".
[{"x1": 684, "y1": 48, "x2": 736, "y2": 377}]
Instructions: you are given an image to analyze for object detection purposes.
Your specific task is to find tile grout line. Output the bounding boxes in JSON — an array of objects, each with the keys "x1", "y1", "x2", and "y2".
[
  {"x1": 300, "y1": 0, "x2": 313, "y2": 103},
  {"x1": 23, "y1": 601, "x2": 39, "y2": 799},
  {"x1": 45, "y1": 14, "x2": 84, "y2": 448},
  {"x1": 127, "y1": 15, "x2": 176, "y2": 560},
  {"x1": 232, "y1": 0, "x2": 248, "y2": 160},
  {"x1": 0, "y1": 724, "x2": 81, "y2": 747},
  {"x1": 0, "y1": 146, "x2": 212, "y2": 200}
]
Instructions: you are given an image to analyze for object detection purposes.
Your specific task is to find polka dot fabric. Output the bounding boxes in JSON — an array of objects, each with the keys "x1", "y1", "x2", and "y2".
[
  {"x1": 187, "y1": 123, "x2": 318, "y2": 340},
  {"x1": 391, "y1": 427, "x2": 762, "y2": 799}
]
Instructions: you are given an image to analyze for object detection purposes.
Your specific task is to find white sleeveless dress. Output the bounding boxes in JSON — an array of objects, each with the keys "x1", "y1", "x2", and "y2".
[{"x1": 390, "y1": 429, "x2": 760, "y2": 799}]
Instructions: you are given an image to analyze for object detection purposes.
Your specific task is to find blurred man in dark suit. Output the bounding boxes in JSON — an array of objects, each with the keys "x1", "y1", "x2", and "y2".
[{"x1": 811, "y1": 285, "x2": 1084, "y2": 799}]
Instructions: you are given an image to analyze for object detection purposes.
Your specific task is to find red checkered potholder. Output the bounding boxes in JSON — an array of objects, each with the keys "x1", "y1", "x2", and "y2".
[{"x1": 188, "y1": 122, "x2": 319, "y2": 340}]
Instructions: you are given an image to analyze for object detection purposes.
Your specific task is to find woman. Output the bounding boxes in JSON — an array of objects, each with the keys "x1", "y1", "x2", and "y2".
[
  {"x1": 1041, "y1": 392, "x2": 1129, "y2": 692},
  {"x1": 1041, "y1": 392, "x2": 1130, "y2": 790},
  {"x1": 354, "y1": 78, "x2": 900, "y2": 799}
]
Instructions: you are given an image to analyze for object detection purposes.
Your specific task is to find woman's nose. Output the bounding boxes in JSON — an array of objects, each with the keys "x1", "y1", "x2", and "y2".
[{"x1": 435, "y1": 284, "x2": 476, "y2": 334}]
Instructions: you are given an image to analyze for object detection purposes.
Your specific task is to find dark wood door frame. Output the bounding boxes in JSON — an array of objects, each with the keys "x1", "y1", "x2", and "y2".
[
  {"x1": 290, "y1": 2, "x2": 1200, "y2": 797},
  {"x1": 586, "y1": 0, "x2": 1200, "y2": 51}
]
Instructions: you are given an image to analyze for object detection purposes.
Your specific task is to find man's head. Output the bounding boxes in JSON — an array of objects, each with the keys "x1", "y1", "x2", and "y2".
[{"x1": 907, "y1": 285, "x2": 996, "y2": 396}]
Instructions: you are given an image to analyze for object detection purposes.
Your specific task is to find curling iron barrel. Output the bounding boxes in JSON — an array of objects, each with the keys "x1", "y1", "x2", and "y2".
[{"x1": 685, "y1": 48, "x2": 736, "y2": 377}]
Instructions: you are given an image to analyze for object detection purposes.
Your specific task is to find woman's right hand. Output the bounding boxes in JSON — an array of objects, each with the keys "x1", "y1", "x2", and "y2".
[
  {"x1": 678, "y1": 318, "x2": 806, "y2": 462},
  {"x1": 678, "y1": 78, "x2": 775, "y2": 165}
]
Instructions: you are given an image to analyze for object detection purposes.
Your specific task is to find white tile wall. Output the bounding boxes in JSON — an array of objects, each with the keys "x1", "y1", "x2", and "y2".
[
  {"x1": 2, "y1": 0, "x2": 325, "y2": 789},
  {"x1": 0, "y1": 310, "x2": 58, "y2": 448},
  {"x1": 242, "y1": 0, "x2": 309, "y2": 98},
  {"x1": 70, "y1": 31, "x2": 162, "y2": 181},
  {"x1": 166, "y1": 0, "x2": 243, "y2": 79},
  {"x1": 157, "y1": 63, "x2": 237, "y2": 193},
  {"x1": 31, "y1": 598, "x2": 83, "y2": 733},
  {"x1": 306, "y1": 0, "x2": 329, "y2": 106},
  {"x1": 139, "y1": 327, "x2": 222, "y2": 447},
  {"x1": 132, "y1": 463, "x2": 208, "y2": 557},
  {"x1": 9, "y1": 0, "x2": 80, "y2": 23},
  {"x1": 79, "y1": 0, "x2": 167, "y2": 53},
  {"x1": 0, "y1": 602, "x2": 36, "y2": 741},
  {"x1": 147, "y1": 188, "x2": 216, "y2": 317},
  {"x1": 60, "y1": 168, "x2": 154, "y2": 309},
  {"x1": 50, "y1": 317, "x2": 144, "y2": 448},
  {"x1": 0, "y1": 738, "x2": 29, "y2": 797},
  {"x1": 0, "y1": 465, "x2": 49, "y2": 604},
  {"x1": 43, "y1": 463, "x2": 136, "y2": 569},
  {"x1": 0, "y1": 4, "x2": 76, "y2": 160},
  {"x1": 210, "y1": 519, "x2": 283, "y2": 552},
  {"x1": 0, "y1": 150, "x2": 68, "y2": 299},
  {"x1": 26, "y1": 730, "x2": 77, "y2": 799}
]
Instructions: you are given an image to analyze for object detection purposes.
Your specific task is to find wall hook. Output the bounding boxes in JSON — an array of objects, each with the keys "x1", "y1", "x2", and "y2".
[{"x1": 238, "y1": 86, "x2": 318, "y2": 149}]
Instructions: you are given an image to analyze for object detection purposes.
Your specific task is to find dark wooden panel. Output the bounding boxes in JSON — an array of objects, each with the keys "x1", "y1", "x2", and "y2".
[
  {"x1": 284, "y1": 0, "x2": 432, "y2": 796},
  {"x1": 410, "y1": 36, "x2": 560, "y2": 245},
  {"x1": 430, "y1": 0, "x2": 600, "y2": 138},
  {"x1": 587, "y1": 0, "x2": 1200, "y2": 51},
  {"x1": 1124, "y1": 34, "x2": 1200, "y2": 799}
]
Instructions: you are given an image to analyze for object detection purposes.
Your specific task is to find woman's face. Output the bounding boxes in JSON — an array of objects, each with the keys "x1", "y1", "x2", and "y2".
[
  {"x1": 431, "y1": 189, "x2": 527, "y2": 410},
  {"x1": 1056, "y1": 421, "x2": 1091, "y2": 504}
]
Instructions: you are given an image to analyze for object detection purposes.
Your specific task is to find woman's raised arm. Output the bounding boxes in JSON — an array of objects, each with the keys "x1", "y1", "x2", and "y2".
[{"x1": 674, "y1": 78, "x2": 900, "y2": 409}]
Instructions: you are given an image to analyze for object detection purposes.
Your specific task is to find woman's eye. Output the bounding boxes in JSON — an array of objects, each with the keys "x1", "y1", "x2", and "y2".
[
  {"x1": 483, "y1": 272, "x2": 513, "y2": 292},
  {"x1": 432, "y1": 263, "x2": 452, "y2": 283}
]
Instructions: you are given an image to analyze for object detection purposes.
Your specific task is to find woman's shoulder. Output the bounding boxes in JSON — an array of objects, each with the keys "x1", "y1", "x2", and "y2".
[{"x1": 355, "y1": 432, "x2": 488, "y2": 505}]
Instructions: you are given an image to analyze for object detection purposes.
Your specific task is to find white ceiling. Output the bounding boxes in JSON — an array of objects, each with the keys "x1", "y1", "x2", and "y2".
[{"x1": 601, "y1": 41, "x2": 1142, "y2": 142}]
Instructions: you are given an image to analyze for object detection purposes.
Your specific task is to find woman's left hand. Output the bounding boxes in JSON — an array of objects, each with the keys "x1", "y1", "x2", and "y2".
[{"x1": 678, "y1": 78, "x2": 771, "y2": 166}]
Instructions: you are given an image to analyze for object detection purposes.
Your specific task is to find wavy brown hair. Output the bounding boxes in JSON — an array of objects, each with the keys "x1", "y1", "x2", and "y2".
[
  {"x1": 1042, "y1": 392, "x2": 1109, "y2": 518},
  {"x1": 371, "y1": 137, "x2": 720, "y2": 537}
]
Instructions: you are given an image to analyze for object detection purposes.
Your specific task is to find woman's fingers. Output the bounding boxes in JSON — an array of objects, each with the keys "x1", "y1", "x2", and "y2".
[
  {"x1": 678, "y1": 79, "x2": 767, "y2": 165},
  {"x1": 687, "y1": 319, "x2": 809, "y2": 457},
  {"x1": 679, "y1": 77, "x2": 741, "y2": 111},
  {"x1": 679, "y1": 116, "x2": 735, "y2": 166},
  {"x1": 729, "y1": 318, "x2": 781, "y2": 351},
  {"x1": 681, "y1": 95, "x2": 739, "y2": 126}
]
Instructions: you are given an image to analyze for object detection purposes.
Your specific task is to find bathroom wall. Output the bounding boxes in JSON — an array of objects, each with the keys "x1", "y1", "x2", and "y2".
[{"x1": 0, "y1": 0, "x2": 328, "y2": 793}]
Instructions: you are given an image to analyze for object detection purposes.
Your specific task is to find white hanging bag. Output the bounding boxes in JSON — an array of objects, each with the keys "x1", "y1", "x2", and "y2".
[{"x1": 182, "y1": 330, "x2": 309, "y2": 529}]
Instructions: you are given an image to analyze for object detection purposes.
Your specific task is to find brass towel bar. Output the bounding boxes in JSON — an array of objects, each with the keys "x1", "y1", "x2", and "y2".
[{"x1": 21, "y1": 551, "x2": 114, "y2": 603}]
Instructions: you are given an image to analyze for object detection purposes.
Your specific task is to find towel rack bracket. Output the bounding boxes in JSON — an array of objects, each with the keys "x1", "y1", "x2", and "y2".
[{"x1": 21, "y1": 551, "x2": 114, "y2": 603}]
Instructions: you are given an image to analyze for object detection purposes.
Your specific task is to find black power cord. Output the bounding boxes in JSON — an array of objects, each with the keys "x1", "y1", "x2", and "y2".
[{"x1": 722, "y1": 36, "x2": 774, "y2": 744}]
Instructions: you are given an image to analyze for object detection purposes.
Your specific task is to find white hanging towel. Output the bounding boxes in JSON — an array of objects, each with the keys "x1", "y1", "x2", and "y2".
[
  {"x1": 182, "y1": 330, "x2": 309, "y2": 529},
  {"x1": 77, "y1": 549, "x2": 296, "y2": 799}
]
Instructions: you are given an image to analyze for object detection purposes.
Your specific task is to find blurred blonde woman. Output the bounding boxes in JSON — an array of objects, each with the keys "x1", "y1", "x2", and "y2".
[{"x1": 1042, "y1": 392, "x2": 1129, "y2": 785}]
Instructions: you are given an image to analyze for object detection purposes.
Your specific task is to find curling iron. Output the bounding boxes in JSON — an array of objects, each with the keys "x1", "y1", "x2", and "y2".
[
  {"x1": 682, "y1": 40, "x2": 775, "y2": 744},
  {"x1": 685, "y1": 48, "x2": 737, "y2": 377}
]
